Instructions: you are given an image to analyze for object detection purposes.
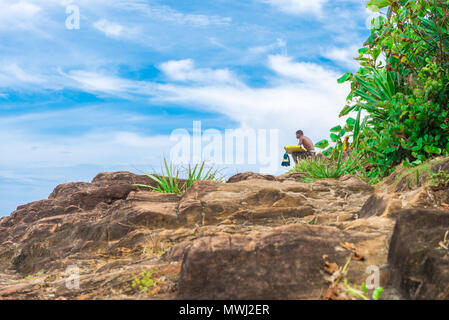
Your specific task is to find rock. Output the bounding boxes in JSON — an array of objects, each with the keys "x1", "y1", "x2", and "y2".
[
  {"x1": 177, "y1": 224, "x2": 363, "y2": 299},
  {"x1": 178, "y1": 177, "x2": 373, "y2": 226},
  {"x1": 276, "y1": 172, "x2": 308, "y2": 182},
  {"x1": 388, "y1": 209, "x2": 449, "y2": 299},
  {"x1": 1, "y1": 162, "x2": 448, "y2": 300},
  {"x1": 359, "y1": 194, "x2": 403, "y2": 218},
  {"x1": 227, "y1": 172, "x2": 276, "y2": 183},
  {"x1": 360, "y1": 195, "x2": 388, "y2": 218},
  {"x1": 432, "y1": 158, "x2": 449, "y2": 173}
]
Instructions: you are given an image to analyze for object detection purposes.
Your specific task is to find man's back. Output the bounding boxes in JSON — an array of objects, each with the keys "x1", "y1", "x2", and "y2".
[{"x1": 300, "y1": 136, "x2": 315, "y2": 152}]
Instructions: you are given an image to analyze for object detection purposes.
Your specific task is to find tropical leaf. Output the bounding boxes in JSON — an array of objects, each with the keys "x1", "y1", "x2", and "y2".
[
  {"x1": 337, "y1": 72, "x2": 353, "y2": 84},
  {"x1": 315, "y1": 139, "x2": 329, "y2": 149}
]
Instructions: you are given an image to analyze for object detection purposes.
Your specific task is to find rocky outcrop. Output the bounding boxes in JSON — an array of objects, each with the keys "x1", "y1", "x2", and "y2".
[
  {"x1": 388, "y1": 209, "x2": 449, "y2": 300},
  {"x1": 0, "y1": 165, "x2": 448, "y2": 300},
  {"x1": 178, "y1": 224, "x2": 367, "y2": 300}
]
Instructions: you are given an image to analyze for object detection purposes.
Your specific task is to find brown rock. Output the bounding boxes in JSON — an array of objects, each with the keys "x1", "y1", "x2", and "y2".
[
  {"x1": 227, "y1": 172, "x2": 276, "y2": 183},
  {"x1": 388, "y1": 209, "x2": 449, "y2": 299},
  {"x1": 178, "y1": 224, "x2": 361, "y2": 300}
]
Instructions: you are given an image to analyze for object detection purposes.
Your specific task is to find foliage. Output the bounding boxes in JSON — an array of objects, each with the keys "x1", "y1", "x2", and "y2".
[
  {"x1": 136, "y1": 159, "x2": 223, "y2": 194},
  {"x1": 136, "y1": 159, "x2": 183, "y2": 194},
  {"x1": 344, "y1": 278, "x2": 384, "y2": 300},
  {"x1": 289, "y1": 148, "x2": 367, "y2": 181},
  {"x1": 317, "y1": 0, "x2": 449, "y2": 179},
  {"x1": 429, "y1": 170, "x2": 449, "y2": 189},
  {"x1": 131, "y1": 268, "x2": 159, "y2": 292},
  {"x1": 185, "y1": 161, "x2": 224, "y2": 188}
]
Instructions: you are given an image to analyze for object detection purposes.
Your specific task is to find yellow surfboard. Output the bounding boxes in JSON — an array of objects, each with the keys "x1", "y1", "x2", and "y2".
[{"x1": 284, "y1": 146, "x2": 307, "y2": 154}]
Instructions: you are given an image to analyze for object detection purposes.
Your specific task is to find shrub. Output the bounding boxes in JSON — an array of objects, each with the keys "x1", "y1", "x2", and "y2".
[{"x1": 317, "y1": 0, "x2": 449, "y2": 180}]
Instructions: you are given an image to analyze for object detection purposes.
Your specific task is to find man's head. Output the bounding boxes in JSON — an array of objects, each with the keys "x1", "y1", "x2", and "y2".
[{"x1": 296, "y1": 130, "x2": 304, "y2": 139}]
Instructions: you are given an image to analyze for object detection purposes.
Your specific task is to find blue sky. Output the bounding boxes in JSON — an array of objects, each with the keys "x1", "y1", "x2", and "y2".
[{"x1": 0, "y1": 0, "x2": 376, "y2": 216}]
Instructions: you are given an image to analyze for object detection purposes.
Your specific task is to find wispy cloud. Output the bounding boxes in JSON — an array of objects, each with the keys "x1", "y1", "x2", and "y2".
[
  {"x1": 259, "y1": 0, "x2": 328, "y2": 15},
  {"x1": 0, "y1": 0, "x2": 42, "y2": 30},
  {"x1": 321, "y1": 45, "x2": 360, "y2": 70},
  {"x1": 113, "y1": 1, "x2": 232, "y2": 27},
  {"x1": 94, "y1": 19, "x2": 124, "y2": 37},
  {"x1": 154, "y1": 55, "x2": 349, "y2": 142},
  {"x1": 0, "y1": 63, "x2": 43, "y2": 84},
  {"x1": 159, "y1": 59, "x2": 242, "y2": 85}
]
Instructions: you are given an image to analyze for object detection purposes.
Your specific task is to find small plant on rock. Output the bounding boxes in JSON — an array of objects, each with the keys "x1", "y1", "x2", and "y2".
[
  {"x1": 344, "y1": 278, "x2": 384, "y2": 301},
  {"x1": 429, "y1": 170, "x2": 449, "y2": 190},
  {"x1": 131, "y1": 268, "x2": 159, "y2": 293}
]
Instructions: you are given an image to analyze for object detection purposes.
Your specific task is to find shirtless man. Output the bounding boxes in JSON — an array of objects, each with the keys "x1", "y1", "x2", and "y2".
[{"x1": 292, "y1": 130, "x2": 316, "y2": 164}]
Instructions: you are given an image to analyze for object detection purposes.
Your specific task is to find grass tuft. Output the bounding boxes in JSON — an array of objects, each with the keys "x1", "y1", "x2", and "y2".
[
  {"x1": 135, "y1": 158, "x2": 223, "y2": 194},
  {"x1": 289, "y1": 149, "x2": 366, "y2": 182}
]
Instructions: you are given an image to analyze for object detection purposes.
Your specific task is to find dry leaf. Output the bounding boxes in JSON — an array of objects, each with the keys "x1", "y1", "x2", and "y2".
[
  {"x1": 322, "y1": 287, "x2": 339, "y2": 300},
  {"x1": 439, "y1": 231, "x2": 449, "y2": 250},
  {"x1": 322, "y1": 287, "x2": 351, "y2": 300},
  {"x1": 352, "y1": 252, "x2": 365, "y2": 261},
  {"x1": 323, "y1": 261, "x2": 339, "y2": 275},
  {"x1": 340, "y1": 242, "x2": 356, "y2": 251}
]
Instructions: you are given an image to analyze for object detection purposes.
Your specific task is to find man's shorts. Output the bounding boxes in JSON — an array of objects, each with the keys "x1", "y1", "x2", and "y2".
[{"x1": 292, "y1": 151, "x2": 316, "y2": 159}]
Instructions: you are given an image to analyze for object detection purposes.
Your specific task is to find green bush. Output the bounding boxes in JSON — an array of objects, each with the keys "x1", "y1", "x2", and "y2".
[{"x1": 317, "y1": 0, "x2": 449, "y2": 180}]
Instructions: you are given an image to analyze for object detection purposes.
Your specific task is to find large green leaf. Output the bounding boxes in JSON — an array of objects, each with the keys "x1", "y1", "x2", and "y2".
[
  {"x1": 315, "y1": 139, "x2": 329, "y2": 149},
  {"x1": 367, "y1": 0, "x2": 391, "y2": 12},
  {"x1": 424, "y1": 145, "x2": 442, "y2": 154},
  {"x1": 330, "y1": 125, "x2": 342, "y2": 133},
  {"x1": 346, "y1": 117, "x2": 356, "y2": 126},
  {"x1": 330, "y1": 133, "x2": 340, "y2": 142},
  {"x1": 337, "y1": 72, "x2": 353, "y2": 84}
]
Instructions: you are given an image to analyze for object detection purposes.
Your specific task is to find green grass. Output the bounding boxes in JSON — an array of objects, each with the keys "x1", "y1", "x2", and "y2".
[
  {"x1": 429, "y1": 170, "x2": 449, "y2": 190},
  {"x1": 374, "y1": 157, "x2": 446, "y2": 188},
  {"x1": 289, "y1": 149, "x2": 366, "y2": 182},
  {"x1": 135, "y1": 158, "x2": 224, "y2": 194}
]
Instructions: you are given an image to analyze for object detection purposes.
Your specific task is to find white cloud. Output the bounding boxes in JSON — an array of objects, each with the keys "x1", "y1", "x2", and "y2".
[
  {"x1": 259, "y1": 0, "x2": 328, "y2": 15},
  {"x1": 114, "y1": 1, "x2": 232, "y2": 27},
  {"x1": 62, "y1": 70, "x2": 154, "y2": 96},
  {"x1": 321, "y1": 45, "x2": 359, "y2": 70},
  {"x1": 55, "y1": 55, "x2": 349, "y2": 145},
  {"x1": 0, "y1": 129, "x2": 171, "y2": 169},
  {"x1": 0, "y1": 1, "x2": 42, "y2": 30},
  {"x1": 152, "y1": 55, "x2": 349, "y2": 146},
  {"x1": 0, "y1": 63, "x2": 44, "y2": 85},
  {"x1": 0, "y1": 108, "x2": 172, "y2": 168},
  {"x1": 159, "y1": 59, "x2": 241, "y2": 85},
  {"x1": 248, "y1": 38, "x2": 287, "y2": 56},
  {"x1": 94, "y1": 19, "x2": 124, "y2": 37},
  {"x1": 268, "y1": 55, "x2": 338, "y2": 86}
]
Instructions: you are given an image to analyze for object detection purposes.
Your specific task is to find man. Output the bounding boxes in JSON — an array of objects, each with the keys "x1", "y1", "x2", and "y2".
[{"x1": 292, "y1": 130, "x2": 316, "y2": 164}]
